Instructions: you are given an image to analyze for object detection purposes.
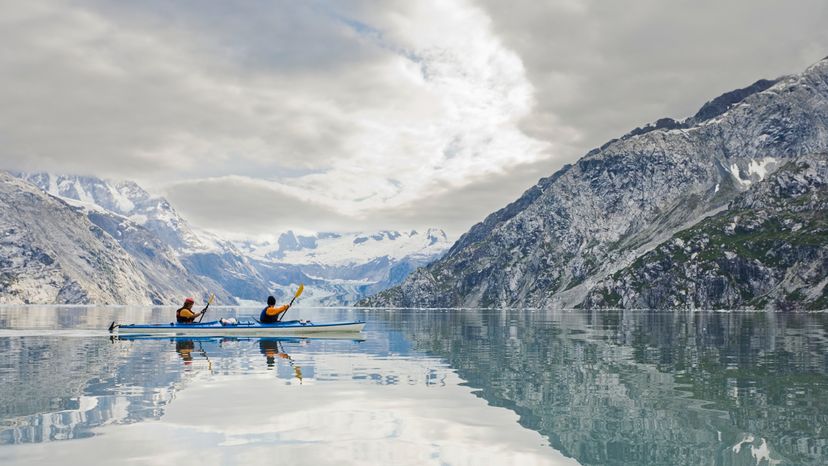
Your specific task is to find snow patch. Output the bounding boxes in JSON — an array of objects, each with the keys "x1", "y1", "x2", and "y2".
[
  {"x1": 729, "y1": 158, "x2": 777, "y2": 186},
  {"x1": 107, "y1": 183, "x2": 135, "y2": 213},
  {"x1": 728, "y1": 164, "x2": 751, "y2": 186},
  {"x1": 73, "y1": 180, "x2": 93, "y2": 203},
  {"x1": 748, "y1": 157, "x2": 776, "y2": 180},
  {"x1": 129, "y1": 214, "x2": 148, "y2": 225}
]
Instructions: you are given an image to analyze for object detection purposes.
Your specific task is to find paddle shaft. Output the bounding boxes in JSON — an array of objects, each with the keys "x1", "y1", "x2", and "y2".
[
  {"x1": 278, "y1": 285, "x2": 304, "y2": 322},
  {"x1": 197, "y1": 294, "x2": 215, "y2": 323}
]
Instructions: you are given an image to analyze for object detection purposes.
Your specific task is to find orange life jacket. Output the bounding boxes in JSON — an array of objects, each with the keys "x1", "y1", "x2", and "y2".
[{"x1": 260, "y1": 304, "x2": 289, "y2": 323}]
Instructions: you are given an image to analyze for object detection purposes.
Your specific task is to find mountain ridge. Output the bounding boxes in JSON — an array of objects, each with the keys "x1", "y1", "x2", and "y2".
[
  {"x1": 0, "y1": 173, "x2": 216, "y2": 304},
  {"x1": 360, "y1": 57, "x2": 828, "y2": 309},
  {"x1": 3, "y1": 173, "x2": 451, "y2": 305}
]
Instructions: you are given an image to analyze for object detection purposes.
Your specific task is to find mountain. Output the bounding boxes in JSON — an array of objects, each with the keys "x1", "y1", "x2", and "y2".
[
  {"x1": 0, "y1": 173, "x2": 216, "y2": 304},
  {"x1": 361, "y1": 58, "x2": 828, "y2": 309},
  {"x1": 7, "y1": 173, "x2": 451, "y2": 305},
  {"x1": 17, "y1": 173, "x2": 269, "y2": 301},
  {"x1": 236, "y1": 229, "x2": 452, "y2": 305},
  {"x1": 584, "y1": 155, "x2": 827, "y2": 310}
]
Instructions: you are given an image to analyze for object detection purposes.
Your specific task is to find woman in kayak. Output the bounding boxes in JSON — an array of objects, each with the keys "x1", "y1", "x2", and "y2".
[
  {"x1": 176, "y1": 297, "x2": 205, "y2": 323},
  {"x1": 260, "y1": 296, "x2": 290, "y2": 323}
]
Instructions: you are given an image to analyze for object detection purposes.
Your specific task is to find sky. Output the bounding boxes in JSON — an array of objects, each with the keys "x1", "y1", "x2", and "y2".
[{"x1": 1, "y1": 0, "x2": 827, "y2": 238}]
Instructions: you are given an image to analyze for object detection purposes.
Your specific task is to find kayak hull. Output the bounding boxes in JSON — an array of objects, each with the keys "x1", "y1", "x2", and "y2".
[{"x1": 114, "y1": 320, "x2": 365, "y2": 336}]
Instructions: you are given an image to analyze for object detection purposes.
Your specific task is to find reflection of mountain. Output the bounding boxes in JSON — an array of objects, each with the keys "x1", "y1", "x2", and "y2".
[
  {"x1": 0, "y1": 306, "x2": 386, "y2": 445},
  {"x1": 0, "y1": 336, "x2": 181, "y2": 444},
  {"x1": 373, "y1": 309, "x2": 828, "y2": 466}
]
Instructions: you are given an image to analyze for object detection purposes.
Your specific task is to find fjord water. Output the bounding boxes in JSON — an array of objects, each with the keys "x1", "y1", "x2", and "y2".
[{"x1": 0, "y1": 307, "x2": 826, "y2": 465}]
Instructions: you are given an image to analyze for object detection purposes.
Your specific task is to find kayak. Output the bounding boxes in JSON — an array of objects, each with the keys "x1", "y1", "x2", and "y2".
[{"x1": 111, "y1": 319, "x2": 366, "y2": 336}]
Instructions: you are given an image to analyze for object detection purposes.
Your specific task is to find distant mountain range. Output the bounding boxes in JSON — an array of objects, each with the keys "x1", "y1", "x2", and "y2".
[
  {"x1": 236, "y1": 228, "x2": 450, "y2": 305},
  {"x1": 0, "y1": 173, "x2": 451, "y2": 305},
  {"x1": 361, "y1": 58, "x2": 828, "y2": 310}
]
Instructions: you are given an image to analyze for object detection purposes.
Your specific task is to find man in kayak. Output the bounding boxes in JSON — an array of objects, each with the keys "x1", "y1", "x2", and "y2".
[
  {"x1": 260, "y1": 296, "x2": 290, "y2": 323},
  {"x1": 176, "y1": 297, "x2": 205, "y2": 323}
]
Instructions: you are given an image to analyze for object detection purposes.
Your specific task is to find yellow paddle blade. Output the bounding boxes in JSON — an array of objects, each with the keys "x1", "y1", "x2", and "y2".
[
  {"x1": 207, "y1": 293, "x2": 215, "y2": 305},
  {"x1": 295, "y1": 284, "x2": 305, "y2": 298}
]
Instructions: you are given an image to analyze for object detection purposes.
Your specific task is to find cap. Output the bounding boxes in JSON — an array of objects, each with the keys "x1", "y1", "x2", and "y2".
[{"x1": 184, "y1": 297, "x2": 195, "y2": 304}]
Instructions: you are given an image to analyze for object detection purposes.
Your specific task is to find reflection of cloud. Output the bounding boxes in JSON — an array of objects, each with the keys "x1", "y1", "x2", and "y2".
[{"x1": 0, "y1": 365, "x2": 576, "y2": 466}]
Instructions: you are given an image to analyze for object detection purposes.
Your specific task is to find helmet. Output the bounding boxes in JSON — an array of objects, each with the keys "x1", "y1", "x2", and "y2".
[
  {"x1": 267, "y1": 296, "x2": 276, "y2": 306},
  {"x1": 184, "y1": 297, "x2": 195, "y2": 304}
]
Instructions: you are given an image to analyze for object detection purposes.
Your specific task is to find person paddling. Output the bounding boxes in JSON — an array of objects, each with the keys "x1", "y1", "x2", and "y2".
[
  {"x1": 260, "y1": 296, "x2": 290, "y2": 324},
  {"x1": 176, "y1": 297, "x2": 205, "y2": 323}
]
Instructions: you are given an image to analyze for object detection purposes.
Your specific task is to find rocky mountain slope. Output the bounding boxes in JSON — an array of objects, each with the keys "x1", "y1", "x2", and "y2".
[
  {"x1": 0, "y1": 173, "x2": 216, "y2": 304},
  {"x1": 361, "y1": 58, "x2": 828, "y2": 309},
  {"x1": 17, "y1": 173, "x2": 270, "y2": 300},
  {"x1": 584, "y1": 155, "x2": 827, "y2": 310},
  {"x1": 5, "y1": 173, "x2": 451, "y2": 305}
]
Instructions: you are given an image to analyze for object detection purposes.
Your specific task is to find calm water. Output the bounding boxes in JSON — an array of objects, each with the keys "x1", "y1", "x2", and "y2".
[{"x1": 0, "y1": 307, "x2": 826, "y2": 465}]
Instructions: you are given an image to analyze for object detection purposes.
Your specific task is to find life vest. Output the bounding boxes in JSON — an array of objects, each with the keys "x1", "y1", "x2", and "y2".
[
  {"x1": 177, "y1": 306, "x2": 197, "y2": 323},
  {"x1": 260, "y1": 305, "x2": 289, "y2": 323}
]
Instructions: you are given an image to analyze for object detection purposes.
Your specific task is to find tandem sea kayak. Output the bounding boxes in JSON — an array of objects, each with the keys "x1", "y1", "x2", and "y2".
[{"x1": 111, "y1": 319, "x2": 366, "y2": 336}]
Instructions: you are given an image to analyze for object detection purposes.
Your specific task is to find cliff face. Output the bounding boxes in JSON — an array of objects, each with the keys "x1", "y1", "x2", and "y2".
[
  {"x1": 17, "y1": 172, "x2": 269, "y2": 301},
  {"x1": 584, "y1": 156, "x2": 827, "y2": 310},
  {"x1": 0, "y1": 174, "x2": 157, "y2": 304},
  {"x1": 362, "y1": 59, "x2": 828, "y2": 309}
]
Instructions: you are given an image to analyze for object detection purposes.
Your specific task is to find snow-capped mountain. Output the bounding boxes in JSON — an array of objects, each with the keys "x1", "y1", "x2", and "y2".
[
  {"x1": 19, "y1": 173, "x2": 217, "y2": 252},
  {"x1": 5, "y1": 173, "x2": 452, "y2": 305},
  {"x1": 17, "y1": 173, "x2": 270, "y2": 301},
  {"x1": 0, "y1": 173, "x2": 218, "y2": 304},
  {"x1": 362, "y1": 57, "x2": 828, "y2": 310},
  {"x1": 238, "y1": 229, "x2": 449, "y2": 266},
  {"x1": 236, "y1": 229, "x2": 452, "y2": 305}
]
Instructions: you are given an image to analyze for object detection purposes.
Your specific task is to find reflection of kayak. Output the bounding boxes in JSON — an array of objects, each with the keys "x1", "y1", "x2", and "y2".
[
  {"x1": 113, "y1": 334, "x2": 366, "y2": 343},
  {"x1": 112, "y1": 320, "x2": 366, "y2": 335}
]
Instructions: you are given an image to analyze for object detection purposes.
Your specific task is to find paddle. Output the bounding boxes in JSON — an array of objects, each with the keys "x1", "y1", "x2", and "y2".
[
  {"x1": 278, "y1": 284, "x2": 304, "y2": 322},
  {"x1": 197, "y1": 293, "x2": 216, "y2": 323}
]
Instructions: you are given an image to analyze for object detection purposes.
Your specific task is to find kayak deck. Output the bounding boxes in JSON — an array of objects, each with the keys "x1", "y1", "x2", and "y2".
[{"x1": 114, "y1": 320, "x2": 366, "y2": 335}]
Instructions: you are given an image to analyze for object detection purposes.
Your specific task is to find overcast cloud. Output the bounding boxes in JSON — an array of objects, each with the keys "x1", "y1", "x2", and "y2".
[{"x1": 1, "y1": 0, "x2": 826, "y2": 238}]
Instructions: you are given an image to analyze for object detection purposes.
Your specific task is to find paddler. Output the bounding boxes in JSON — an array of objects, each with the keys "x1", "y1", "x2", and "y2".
[
  {"x1": 176, "y1": 297, "x2": 205, "y2": 323},
  {"x1": 260, "y1": 295, "x2": 290, "y2": 323}
]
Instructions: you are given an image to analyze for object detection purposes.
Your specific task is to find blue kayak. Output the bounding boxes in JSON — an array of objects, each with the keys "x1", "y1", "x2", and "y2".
[{"x1": 112, "y1": 319, "x2": 365, "y2": 335}]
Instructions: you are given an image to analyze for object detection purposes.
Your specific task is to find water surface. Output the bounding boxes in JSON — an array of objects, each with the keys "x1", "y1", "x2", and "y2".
[{"x1": 0, "y1": 306, "x2": 826, "y2": 465}]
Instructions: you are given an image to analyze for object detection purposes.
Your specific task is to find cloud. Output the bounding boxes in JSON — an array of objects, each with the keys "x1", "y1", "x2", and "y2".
[
  {"x1": 165, "y1": 176, "x2": 354, "y2": 234},
  {"x1": 473, "y1": 0, "x2": 828, "y2": 152},
  {"x1": 0, "y1": 0, "x2": 573, "y2": 236},
  {"x1": 1, "y1": 0, "x2": 826, "y2": 237}
]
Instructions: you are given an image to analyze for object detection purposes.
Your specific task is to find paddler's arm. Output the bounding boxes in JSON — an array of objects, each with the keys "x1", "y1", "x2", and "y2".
[{"x1": 265, "y1": 304, "x2": 290, "y2": 319}]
